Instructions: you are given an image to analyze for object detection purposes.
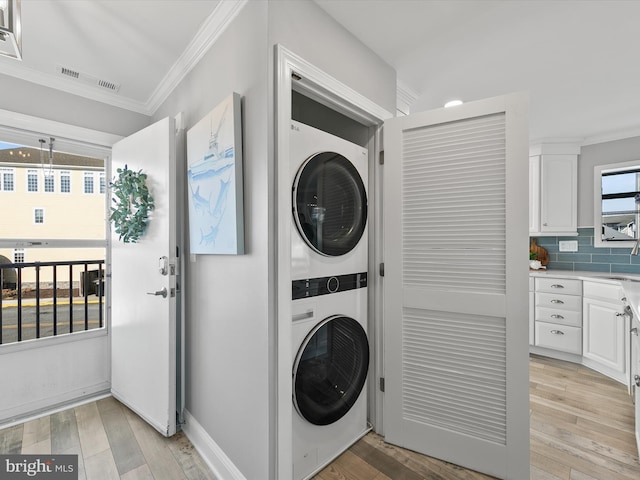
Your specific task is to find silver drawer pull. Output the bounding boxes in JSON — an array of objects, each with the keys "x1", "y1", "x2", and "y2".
[
  {"x1": 550, "y1": 330, "x2": 565, "y2": 335},
  {"x1": 550, "y1": 299, "x2": 564, "y2": 304},
  {"x1": 551, "y1": 314, "x2": 564, "y2": 319},
  {"x1": 551, "y1": 284, "x2": 565, "y2": 289}
]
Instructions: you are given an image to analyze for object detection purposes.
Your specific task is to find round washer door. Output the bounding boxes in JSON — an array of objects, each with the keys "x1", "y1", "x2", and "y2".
[
  {"x1": 293, "y1": 315, "x2": 369, "y2": 426},
  {"x1": 293, "y1": 152, "x2": 367, "y2": 256}
]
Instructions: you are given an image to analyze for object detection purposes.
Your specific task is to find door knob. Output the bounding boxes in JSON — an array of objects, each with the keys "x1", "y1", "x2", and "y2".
[
  {"x1": 147, "y1": 287, "x2": 167, "y2": 298},
  {"x1": 635, "y1": 375, "x2": 640, "y2": 388}
]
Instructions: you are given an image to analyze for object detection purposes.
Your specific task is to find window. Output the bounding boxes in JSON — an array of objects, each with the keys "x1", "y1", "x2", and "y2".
[
  {"x1": 84, "y1": 172, "x2": 94, "y2": 194},
  {"x1": 44, "y1": 172, "x2": 55, "y2": 193},
  {"x1": 34, "y1": 208, "x2": 44, "y2": 224},
  {"x1": 1, "y1": 168, "x2": 14, "y2": 191},
  {"x1": 601, "y1": 167, "x2": 640, "y2": 241},
  {"x1": 27, "y1": 169, "x2": 39, "y2": 192},
  {"x1": 99, "y1": 172, "x2": 105, "y2": 194},
  {"x1": 60, "y1": 170, "x2": 71, "y2": 193},
  {"x1": 13, "y1": 249, "x2": 25, "y2": 263}
]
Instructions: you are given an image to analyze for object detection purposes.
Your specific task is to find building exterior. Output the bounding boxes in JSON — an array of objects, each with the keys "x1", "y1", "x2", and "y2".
[{"x1": 0, "y1": 143, "x2": 106, "y2": 285}]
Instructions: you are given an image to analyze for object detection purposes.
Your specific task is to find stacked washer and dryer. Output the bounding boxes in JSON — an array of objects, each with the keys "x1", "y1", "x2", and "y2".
[{"x1": 289, "y1": 120, "x2": 370, "y2": 480}]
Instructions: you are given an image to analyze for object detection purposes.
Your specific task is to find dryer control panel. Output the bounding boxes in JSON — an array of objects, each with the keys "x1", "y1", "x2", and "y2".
[{"x1": 292, "y1": 272, "x2": 367, "y2": 300}]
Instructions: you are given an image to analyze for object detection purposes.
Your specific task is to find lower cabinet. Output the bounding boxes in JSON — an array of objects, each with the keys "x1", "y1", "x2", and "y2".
[
  {"x1": 535, "y1": 321, "x2": 582, "y2": 354},
  {"x1": 583, "y1": 294, "x2": 628, "y2": 384}
]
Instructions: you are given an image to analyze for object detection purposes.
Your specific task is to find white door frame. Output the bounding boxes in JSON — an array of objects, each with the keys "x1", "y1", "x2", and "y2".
[{"x1": 274, "y1": 44, "x2": 392, "y2": 479}]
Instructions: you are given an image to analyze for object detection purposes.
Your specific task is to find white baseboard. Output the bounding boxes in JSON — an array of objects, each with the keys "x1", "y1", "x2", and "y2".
[
  {"x1": 0, "y1": 384, "x2": 111, "y2": 428},
  {"x1": 182, "y1": 409, "x2": 247, "y2": 480}
]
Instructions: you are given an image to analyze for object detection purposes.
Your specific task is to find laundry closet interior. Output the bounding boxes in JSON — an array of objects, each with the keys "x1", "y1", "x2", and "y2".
[{"x1": 285, "y1": 86, "x2": 382, "y2": 480}]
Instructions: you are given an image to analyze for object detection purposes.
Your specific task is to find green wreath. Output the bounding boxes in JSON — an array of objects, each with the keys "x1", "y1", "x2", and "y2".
[{"x1": 109, "y1": 165, "x2": 155, "y2": 243}]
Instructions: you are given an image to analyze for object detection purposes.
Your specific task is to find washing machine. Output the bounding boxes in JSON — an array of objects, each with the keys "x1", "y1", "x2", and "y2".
[
  {"x1": 292, "y1": 286, "x2": 369, "y2": 480},
  {"x1": 289, "y1": 120, "x2": 369, "y2": 281}
]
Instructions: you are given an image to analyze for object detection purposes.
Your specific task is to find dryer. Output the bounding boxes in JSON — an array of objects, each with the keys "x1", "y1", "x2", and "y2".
[
  {"x1": 289, "y1": 120, "x2": 369, "y2": 281},
  {"x1": 292, "y1": 286, "x2": 369, "y2": 480}
]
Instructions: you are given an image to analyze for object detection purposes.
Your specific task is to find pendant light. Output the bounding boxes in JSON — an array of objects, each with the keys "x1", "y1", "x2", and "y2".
[{"x1": 0, "y1": 0, "x2": 22, "y2": 60}]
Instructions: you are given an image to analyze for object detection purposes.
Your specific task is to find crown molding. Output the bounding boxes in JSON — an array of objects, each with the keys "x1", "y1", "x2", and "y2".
[
  {"x1": 0, "y1": 0, "x2": 247, "y2": 117},
  {"x1": 146, "y1": 0, "x2": 248, "y2": 114}
]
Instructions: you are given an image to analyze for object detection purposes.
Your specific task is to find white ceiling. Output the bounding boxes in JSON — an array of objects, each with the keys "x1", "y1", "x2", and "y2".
[
  {"x1": 0, "y1": 0, "x2": 223, "y2": 114},
  {"x1": 315, "y1": 0, "x2": 640, "y2": 145},
  {"x1": 2, "y1": 1, "x2": 639, "y2": 145}
]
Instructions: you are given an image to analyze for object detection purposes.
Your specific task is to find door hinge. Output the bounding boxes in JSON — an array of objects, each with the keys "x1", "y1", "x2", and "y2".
[
  {"x1": 379, "y1": 377, "x2": 385, "y2": 392},
  {"x1": 379, "y1": 262, "x2": 385, "y2": 277},
  {"x1": 379, "y1": 150, "x2": 384, "y2": 165}
]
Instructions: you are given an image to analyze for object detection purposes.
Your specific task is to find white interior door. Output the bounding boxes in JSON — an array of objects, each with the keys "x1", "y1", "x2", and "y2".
[
  {"x1": 383, "y1": 94, "x2": 530, "y2": 479},
  {"x1": 111, "y1": 116, "x2": 178, "y2": 437}
]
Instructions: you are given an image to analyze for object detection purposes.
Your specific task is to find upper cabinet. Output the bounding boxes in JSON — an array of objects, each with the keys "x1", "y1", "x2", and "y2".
[{"x1": 530, "y1": 144, "x2": 580, "y2": 236}]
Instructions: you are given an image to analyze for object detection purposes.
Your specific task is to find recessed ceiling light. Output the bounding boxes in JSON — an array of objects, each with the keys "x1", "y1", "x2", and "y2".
[{"x1": 444, "y1": 100, "x2": 463, "y2": 108}]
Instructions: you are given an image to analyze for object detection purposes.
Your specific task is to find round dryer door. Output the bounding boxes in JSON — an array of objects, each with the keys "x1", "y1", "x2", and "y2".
[
  {"x1": 293, "y1": 315, "x2": 369, "y2": 426},
  {"x1": 293, "y1": 152, "x2": 367, "y2": 256}
]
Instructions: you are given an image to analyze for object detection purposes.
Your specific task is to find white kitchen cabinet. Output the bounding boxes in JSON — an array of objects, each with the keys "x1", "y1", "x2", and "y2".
[
  {"x1": 529, "y1": 145, "x2": 579, "y2": 236},
  {"x1": 582, "y1": 281, "x2": 628, "y2": 384},
  {"x1": 534, "y1": 277, "x2": 582, "y2": 354},
  {"x1": 529, "y1": 276, "x2": 535, "y2": 345}
]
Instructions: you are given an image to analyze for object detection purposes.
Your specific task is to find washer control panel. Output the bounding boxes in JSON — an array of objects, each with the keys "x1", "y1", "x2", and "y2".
[{"x1": 292, "y1": 272, "x2": 367, "y2": 300}]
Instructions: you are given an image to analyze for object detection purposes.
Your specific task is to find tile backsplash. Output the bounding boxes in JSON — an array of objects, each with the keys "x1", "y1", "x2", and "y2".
[{"x1": 531, "y1": 228, "x2": 640, "y2": 274}]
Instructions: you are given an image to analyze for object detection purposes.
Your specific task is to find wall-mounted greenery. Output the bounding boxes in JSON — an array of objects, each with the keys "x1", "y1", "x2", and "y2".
[{"x1": 110, "y1": 165, "x2": 154, "y2": 243}]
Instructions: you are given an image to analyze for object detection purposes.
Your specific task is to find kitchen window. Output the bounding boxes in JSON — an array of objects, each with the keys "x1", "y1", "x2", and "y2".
[{"x1": 601, "y1": 167, "x2": 640, "y2": 240}]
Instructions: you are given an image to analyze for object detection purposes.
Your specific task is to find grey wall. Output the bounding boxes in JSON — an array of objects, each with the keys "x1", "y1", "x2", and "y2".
[
  {"x1": 0, "y1": 74, "x2": 150, "y2": 137},
  {"x1": 151, "y1": 1, "x2": 396, "y2": 479},
  {"x1": 153, "y1": 2, "x2": 271, "y2": 479},
  {"x1": 268, "y1": 0, "x2": 396, "y2": 116},
  {"x1": 578, "y1": 135, "x2": 640, "y2": 227}
]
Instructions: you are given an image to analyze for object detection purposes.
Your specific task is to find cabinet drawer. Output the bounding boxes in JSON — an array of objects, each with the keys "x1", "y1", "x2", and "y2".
[
  {"x1": 535, "y1": 322, "x2": 582, "y2": 354},
  {"x1": 535, "y1": 292, "x2": 582, "y2": 312},
  {"x1": 583, "y1": 281, "x2": 624, "y2": 303},
  {"x1": 535, "y1": 307, "x2": 582, "y2": 327},
  {"x1": 535, "y1": 277, "x2": 582, "y2": 295}
]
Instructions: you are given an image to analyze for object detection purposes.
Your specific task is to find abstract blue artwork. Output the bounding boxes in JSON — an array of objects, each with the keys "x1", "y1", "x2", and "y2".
[{"x1": 187, "y1": 93, "x2": 244, "y2": 254}]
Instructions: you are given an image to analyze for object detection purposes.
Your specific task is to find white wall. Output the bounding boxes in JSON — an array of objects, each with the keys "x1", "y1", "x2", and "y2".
[
  {"x1": 267, "y1": 0, "x2": 396, "y2": 115},
  {"x1": 578, "y1": 136, "x2": 640, "y2": 227},
  {"x1": 0, "y1": 73, "x2": 150, "y2": 137},
  {"x1": 152, "y1": 1, "x2": 396, "y2": 479},
  {"x1": 0, "y1": 333, "x2": 110, "y2": 423},
  {"x1": 152, "y1": 2, "x2": 271, "y2": 479}
]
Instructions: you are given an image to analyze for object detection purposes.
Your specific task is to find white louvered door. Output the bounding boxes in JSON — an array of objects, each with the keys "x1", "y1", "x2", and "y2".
[{"x1": 383, "y1": 94, "x2": 530, "y2": 479}]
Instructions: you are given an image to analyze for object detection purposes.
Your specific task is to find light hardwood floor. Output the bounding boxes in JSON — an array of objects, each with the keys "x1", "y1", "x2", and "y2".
[
  {"x1": 316, "y1": 355, "x2": 640, "y2": 480},
  {"x1": 0, "y1": 396, "x2": 216, "y2": 480},
  {"x1": 2, "y1": 355, "x2": 639, "y2": 479}
]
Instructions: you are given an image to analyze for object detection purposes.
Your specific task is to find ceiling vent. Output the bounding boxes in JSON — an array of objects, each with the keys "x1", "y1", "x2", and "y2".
[{"x1": 56, "y1": 65, "x2": 121, "y2": 93}]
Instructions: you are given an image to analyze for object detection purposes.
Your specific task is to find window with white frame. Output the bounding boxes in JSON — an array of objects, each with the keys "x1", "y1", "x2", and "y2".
[
  {"x1": 27, "y1": 169, "x2": 39, "y2": 192},
  {"x1": 44, "y1": 171, "x2": 55, "y2": 193},
  {"x1": 13, "y1": 249, "x2": 25, "y2": 263},
  {"x1": 84, "y1": 171, "x2": 94, "y2": 194},
  {"x1": 60, "y1": 170, "x2": 71, "y2": 193},
  {"x1": 0, "y1": 167, "x2": 14, "y2": 191},
  {"x1": 99, "y1": 172, "x2": 105, "y2": 194},
  {"x1": 34, "y1": 208, "x2": 44, "y2": 224}
]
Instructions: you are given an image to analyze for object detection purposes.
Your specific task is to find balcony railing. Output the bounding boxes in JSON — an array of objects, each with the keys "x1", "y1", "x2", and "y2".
[{"x1": 0, "y1": 259, "x2": 105, "y2": 345}]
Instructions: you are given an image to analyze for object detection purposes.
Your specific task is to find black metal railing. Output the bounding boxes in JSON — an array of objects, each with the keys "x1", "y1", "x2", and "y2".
[{"x1": 0, "y1": 259, "x2": 105, "y2": 345}]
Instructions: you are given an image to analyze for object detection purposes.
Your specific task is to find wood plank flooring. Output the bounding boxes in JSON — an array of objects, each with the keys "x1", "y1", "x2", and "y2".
[
  {"x1": 1, "y1": 355, "x2": 639, "y2": 479},
  {"x1": 316, "y1": 355, "x2": 640, "y2": 480},
  {"x1": 0, "y1": 396, "x2": 216, "y2": 480}
]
